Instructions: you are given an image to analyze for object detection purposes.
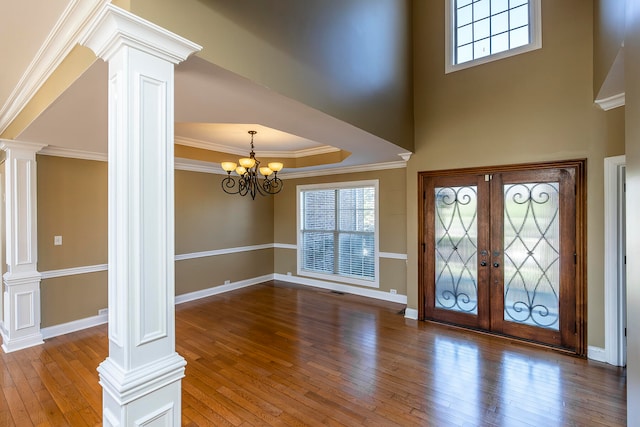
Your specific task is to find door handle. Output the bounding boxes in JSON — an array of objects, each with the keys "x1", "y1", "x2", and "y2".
[
  {"x1": 493, "y1": 262, "x2": 500, "y2": 268},
  {"x1": 480, "y1": 261, "x2": 487, "y2": 267}
]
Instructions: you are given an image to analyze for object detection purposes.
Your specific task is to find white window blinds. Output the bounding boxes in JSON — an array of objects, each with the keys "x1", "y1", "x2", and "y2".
[{"x1": 299, "y1": 182, "x2": 378, "y2": 286}]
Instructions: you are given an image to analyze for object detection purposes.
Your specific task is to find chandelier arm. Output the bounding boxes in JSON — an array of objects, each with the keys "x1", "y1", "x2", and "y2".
[
  {"x1": 221, "y1": 175, "x2": 242, "y2": 195},
  {"x1": 219, "y1": 130, "x2": 284, "y2": 199}
]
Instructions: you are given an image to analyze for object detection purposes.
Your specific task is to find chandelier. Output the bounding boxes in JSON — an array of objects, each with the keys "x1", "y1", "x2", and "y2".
[{"x1": 220, "y1": 130, "x2": 284, "y2": 199}]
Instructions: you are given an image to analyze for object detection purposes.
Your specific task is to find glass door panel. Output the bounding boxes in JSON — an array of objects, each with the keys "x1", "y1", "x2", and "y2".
[
  {"x1": 503, "y1": 182, "x2": 560, "y2": 330},
  {"x1": 434, "y1": 185, "x2": 479, "y2": 315}
]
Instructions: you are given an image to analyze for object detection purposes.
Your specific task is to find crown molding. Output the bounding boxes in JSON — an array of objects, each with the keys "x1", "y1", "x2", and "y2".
[
  {"x1": 0, "y1": 0, "x2": 110, "y2": 135},
  {"x1": 595, "y1": 93, "x2": 626, "y2": 111},
  {"x1": 36, "y1": 147, "x2": 406, "y2": 179},
  {"x1": 174, "y1": 158, "x2": 221, "y2": 174},
  {"x1": 39, "y1": 146, "x2": 108, "y2": 162},
  {"x1": 174, "y1": 135, "x2": 339, "y2": 158},
  {"x1": 280, "y1": 160, "x2": 407, "y2": 179}
]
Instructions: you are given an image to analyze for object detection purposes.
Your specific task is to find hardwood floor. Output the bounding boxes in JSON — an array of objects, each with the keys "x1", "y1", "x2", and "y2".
[{"x1": 0, "y1": 281, "x2": 627, "y2": 426}]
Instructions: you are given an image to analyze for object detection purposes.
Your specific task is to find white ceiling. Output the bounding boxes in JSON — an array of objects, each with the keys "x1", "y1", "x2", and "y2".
[{"x1": 3, "y1": 2, "x2": 409, "y2": 173}]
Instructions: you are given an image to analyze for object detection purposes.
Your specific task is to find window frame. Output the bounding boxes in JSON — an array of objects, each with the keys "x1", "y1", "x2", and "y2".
[
  {"x1": 445, "y1": 0, "x2": 542, "y2": 74},
  {"x1": 296, "y1": 180, "x2": 380, "y2": 288}
]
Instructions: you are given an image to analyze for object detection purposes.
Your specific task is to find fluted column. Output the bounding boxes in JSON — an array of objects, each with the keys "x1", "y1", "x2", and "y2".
[
  {"x1": 0, "y1": 140, "x2": 47, "y2": 353},
  {"x1": 80, "y1": 5, "x2": 200, "y2": 425}
]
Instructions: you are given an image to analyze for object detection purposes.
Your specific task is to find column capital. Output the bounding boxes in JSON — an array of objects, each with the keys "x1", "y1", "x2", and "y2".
[
  {"x1": 0, "y1": 139, "x2": 47, "y2": 154},
  {"x1": 79, "y1": 4, "x2": 201, "y2": 64}
]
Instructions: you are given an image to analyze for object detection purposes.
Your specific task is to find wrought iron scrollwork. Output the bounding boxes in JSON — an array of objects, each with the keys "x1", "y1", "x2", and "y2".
[
  {"x1": 434, "y1": 186, "x2": 478, "y2": 314},
  {"x1": 221, "y1": 166, "x2": 283, "y2": 199},
  {"x1": 503, "y1": 182, "x2": 560, "y2": 329}
]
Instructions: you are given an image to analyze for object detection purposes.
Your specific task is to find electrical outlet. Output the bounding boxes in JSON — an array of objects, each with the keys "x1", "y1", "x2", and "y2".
[
  {"x1": 224, "y1": 280, "x2": 231, "y2": 285},
  {"x1": 390, "y1": 289, "x2": 397, "y2": 295},
  {"x1": 287, "y1": 272, "x2": 292, "y2": 276},
  {"x1": 54, "y1": 235, "x2": 62, "y2": 246}
]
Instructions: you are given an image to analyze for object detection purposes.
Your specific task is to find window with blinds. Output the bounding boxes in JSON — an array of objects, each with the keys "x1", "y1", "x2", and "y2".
[{"x1": 297, "y1": 181, "x2": 379, "y2": 287}]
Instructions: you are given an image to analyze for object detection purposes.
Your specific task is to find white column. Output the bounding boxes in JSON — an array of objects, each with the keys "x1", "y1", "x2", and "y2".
[
  {"x1": 80, "y1": 5, "x2": 200, "y2": 426},
  {"x1": 0, "y1": 140, "x2": 47, "y2": 353}
]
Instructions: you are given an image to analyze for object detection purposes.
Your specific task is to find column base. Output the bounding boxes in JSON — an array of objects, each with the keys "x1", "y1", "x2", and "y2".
[
  {"x1": 98, "y1": 353, "x2": 186, "y2": 426},
  {"x1": 2, "y1": 271, "x2": 44, "y2": 353}
]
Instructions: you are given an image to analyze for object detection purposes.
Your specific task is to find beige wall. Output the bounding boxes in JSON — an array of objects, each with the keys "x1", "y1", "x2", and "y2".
[
  {"x1": 409, "y1": 0, "x2": 625, "y2": 348},
  {"x1": 41, "y1": 272, "x2": 107, "y2": 327},
  {"x1": 175, "y1": 169, "x2": 273, "y2": 253},
  {"x1": 37, "y1": 159, "x2": 275, "y2": 327},
  {"x1": 273, "y1": 168, "x2": 407, "y2": 295},
  {"x1": 130, "y1": 0, "x2": 413, "y2": 151},
  {"x1": 37, "y1": 155, "x2": 108, "y2": 271},
  {"x1": 593, "y1": 0, "x2": 626, "y2": 94}
]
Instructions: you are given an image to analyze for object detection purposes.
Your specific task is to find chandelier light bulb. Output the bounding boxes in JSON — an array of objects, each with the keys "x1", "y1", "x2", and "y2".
[
  {"x1": 267, "y1": 162, "x2": 283, "y2": 172},
  {"x1": 239, "y1": 157, "x2": 255, "y2": 168},
  {"x1": 221, "y1": 162, "x2": 237, "y2": 172}
]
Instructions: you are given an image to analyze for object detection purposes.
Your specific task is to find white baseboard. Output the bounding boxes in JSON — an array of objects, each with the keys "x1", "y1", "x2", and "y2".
[
  {"x1": 174, "y1": 274, "x2": 274, "y2": 305},
  {"x1": 404, "y1": 308, "x2": 419, "y2": 320},
  {"x1": 273, "y1": 273, "x2": 407, "y2": 304},
  {"x1": 588, "y1": 346, "x2": 607, "y2": 363},
  {"x1": 41, "y1": 311, "x2": 108, "y2": 339}
]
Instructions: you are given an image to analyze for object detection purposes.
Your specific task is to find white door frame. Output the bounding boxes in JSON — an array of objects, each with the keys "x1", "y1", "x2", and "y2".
[{"x1": 604, "y1": 155, "x2": 626, "y2": 366}]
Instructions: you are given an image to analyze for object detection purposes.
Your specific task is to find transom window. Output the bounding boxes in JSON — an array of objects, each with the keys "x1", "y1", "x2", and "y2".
[
  {"x1": 445, "y1": 0, "x2": 541, "y2": 73},
  {"x1": 297, "y1": 181, "x2": 379, "y2": 288}
]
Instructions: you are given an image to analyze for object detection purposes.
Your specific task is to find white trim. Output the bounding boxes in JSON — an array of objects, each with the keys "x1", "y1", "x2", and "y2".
[
  {"x1": 379, "y1": 252, "x2": 407, "y2": 260},
  {"x1": 595, "y1": 93, "x2": 626, "y2": 111},
  {"x1": 39, "y1": 246, "x2": 406, "y2": 280},
  {"x1": 274, "y1": 243, "x2": 297, "y2": 250},
  {"x1": 174, "y1": 159, "x2": 219, "y2": 174},
  {"x1": 174, "y1": 275, "x2": 274, "y2": 305},
  {"x1": 604, "y1": 155, "x2": 626, "y2": 366},
  {"x1": 0, "y1": 0, "x2": 109, "y2": 135},
  {"x1": 274, "y1": 273, "x2": 407, "y2": 304},
  {"x1": 404, "y1": 308, "x2": 419, "y2": 320},
  {"x1": 35, "y1": 149, "x2": 407, "y2": 179},
  {"x1": 41, "y1": 310, "x2": 108, "y2": 339},
  {"x1": 39, "y1": 146, "x2": 108, "y2": 162},
  {"x1": 174, "y1": 244, "x2": 273, "y2": 261},
  {"x1": 40, "y1": 263, "x2": 108, "y2": 279},
  {"x1": 588, "y1": 346, "x2": 607, "y2": 363},
  {"x1": 175, "y1": 136, "x2": 340, "y2": 158},
  {"x1": 445, "y1": 0, "x2": 543, "y2": 74},
  {"x1": 281, "y1": 161, "x2": 406, "y2": 179}
]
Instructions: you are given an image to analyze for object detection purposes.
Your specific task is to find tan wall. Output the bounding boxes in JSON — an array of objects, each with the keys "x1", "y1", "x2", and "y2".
[
  {"x1": 37, "y1": 159, "x2": 275, "y2": 327},
  {"x1": 41, "y1": 272, "x2": 107, "y2": 327},
  {"x1": 130, "y1": 0, "x2": 413, "y2": 151},
  {"x1": 176, "y1": 250, "x2": 273, "y2": 296},
  {"x1": 273, "y1": 168, "x2": 407, "y2": 295},
  {"x1": 37, "y1": 155, "x2": 108, "y2": 271},
  {"x1": 409, "y1": 0, "x2": 625, "y2": 348},
  {"x1": 175, "y1": 169, "x2": 273, "y2": 253},
  {"x1": 593, "y1": 0, "x2": 626, "y2": 95}
]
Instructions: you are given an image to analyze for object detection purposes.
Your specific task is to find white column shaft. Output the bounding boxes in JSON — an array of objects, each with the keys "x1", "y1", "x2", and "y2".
[{"x1": 80, "y1": 4, "x2": 200, "y2": 425}]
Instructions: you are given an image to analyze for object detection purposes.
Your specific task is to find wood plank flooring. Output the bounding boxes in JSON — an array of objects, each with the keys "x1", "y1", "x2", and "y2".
[{"x1": 0, "y1": 281, "x2": 627, "y2": 426}]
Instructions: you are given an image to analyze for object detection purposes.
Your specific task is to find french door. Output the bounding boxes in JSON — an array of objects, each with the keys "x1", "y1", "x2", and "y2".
[{"x1": 419, "y1": 161, "x2": 585, "y2": 354}]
